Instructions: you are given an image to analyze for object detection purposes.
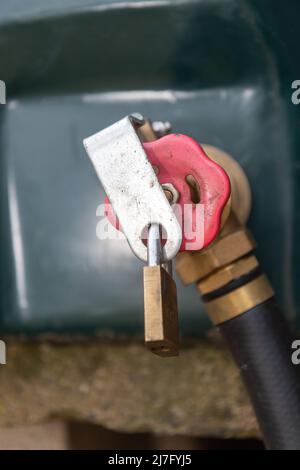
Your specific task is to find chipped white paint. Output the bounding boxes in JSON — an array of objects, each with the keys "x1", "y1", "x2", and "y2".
[{"x1": 83, "y1": 115, "x2": 182, "y2": 262}]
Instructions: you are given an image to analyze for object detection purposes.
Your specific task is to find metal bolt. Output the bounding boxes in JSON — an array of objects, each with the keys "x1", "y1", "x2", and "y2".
[
  {"x1": 162, "y1": 183, "x2": 179, "y2": 204},
  {"x1": 152, "y1": 121, "x2": 172, "y2": 138}
]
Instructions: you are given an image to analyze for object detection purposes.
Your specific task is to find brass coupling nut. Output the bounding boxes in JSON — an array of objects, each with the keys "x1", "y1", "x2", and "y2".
[
  {"x1": 176, "y1": 225, "x2": 274, "y2": 325},
  {"x1": 201, "y1": 273, "x2": 274, "y2": 325},
  {"x1": 176, "y1": 226, "x2": 256, "y2": 285}
]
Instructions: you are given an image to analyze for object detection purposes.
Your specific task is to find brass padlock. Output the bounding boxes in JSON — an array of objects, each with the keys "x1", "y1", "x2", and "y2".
[{"x1": 143, "y1": 224, "x2": 179, "y2": 357}]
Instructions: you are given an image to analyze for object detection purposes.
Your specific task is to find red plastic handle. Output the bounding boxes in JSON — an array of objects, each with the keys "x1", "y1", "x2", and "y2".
[{"x1": 105, "y1": 134, "x2": 230, "y2": 251}]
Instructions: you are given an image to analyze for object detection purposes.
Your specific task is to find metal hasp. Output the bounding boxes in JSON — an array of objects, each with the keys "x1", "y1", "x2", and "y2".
[{"x1": 83, "y1": 114, "x2": 182, "y2": 262}]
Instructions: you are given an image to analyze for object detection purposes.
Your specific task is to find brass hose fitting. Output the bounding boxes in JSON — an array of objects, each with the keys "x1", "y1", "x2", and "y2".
[
  {"x1": 176, "y1": 145, "x2": 274, "y2": 325},
  {"x1": 139, "y1": 126, "x2": 275, "y2": 326}
]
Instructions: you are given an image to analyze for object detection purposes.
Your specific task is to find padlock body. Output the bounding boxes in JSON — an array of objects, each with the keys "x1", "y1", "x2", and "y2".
[{"x1": 143, "y1": 265, "x2": 179, "y2": 356}]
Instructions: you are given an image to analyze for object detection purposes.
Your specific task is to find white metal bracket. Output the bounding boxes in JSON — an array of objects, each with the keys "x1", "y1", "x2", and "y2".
[{"x1": 83, "y1": 114, "x2": 182, "y2": 262}]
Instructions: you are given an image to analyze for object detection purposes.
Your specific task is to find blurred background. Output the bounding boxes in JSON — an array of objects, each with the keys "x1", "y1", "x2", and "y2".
[{"x1": 0, "y1": 0, "x2": 299, "y2": 449}]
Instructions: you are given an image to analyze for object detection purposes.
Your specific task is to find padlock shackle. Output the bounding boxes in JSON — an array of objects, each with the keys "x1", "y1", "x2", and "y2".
[{"x1": 147, "y1": 223, "x2": 162, "y2": 267}]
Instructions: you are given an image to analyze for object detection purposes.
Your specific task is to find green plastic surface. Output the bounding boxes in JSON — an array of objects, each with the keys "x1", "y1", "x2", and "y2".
[{"x1": 0, "y1": 0, "x2": 299, "y2": 334}]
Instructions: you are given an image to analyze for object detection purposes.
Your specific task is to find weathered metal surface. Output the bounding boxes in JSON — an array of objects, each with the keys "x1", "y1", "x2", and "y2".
[{"x1": 83, "y1": 115, "x2": 182, "y2": 262}]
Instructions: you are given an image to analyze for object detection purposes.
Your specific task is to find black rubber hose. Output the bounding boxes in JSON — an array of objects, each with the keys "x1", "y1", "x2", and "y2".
[{"x1": 218, "y1": 297, "x2": 300, "y2": 450}]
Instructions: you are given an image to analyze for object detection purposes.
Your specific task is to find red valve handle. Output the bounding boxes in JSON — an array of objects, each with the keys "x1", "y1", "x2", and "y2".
[{"x1": 104, "y1": 134, "x2": 230, "y2": 251}]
